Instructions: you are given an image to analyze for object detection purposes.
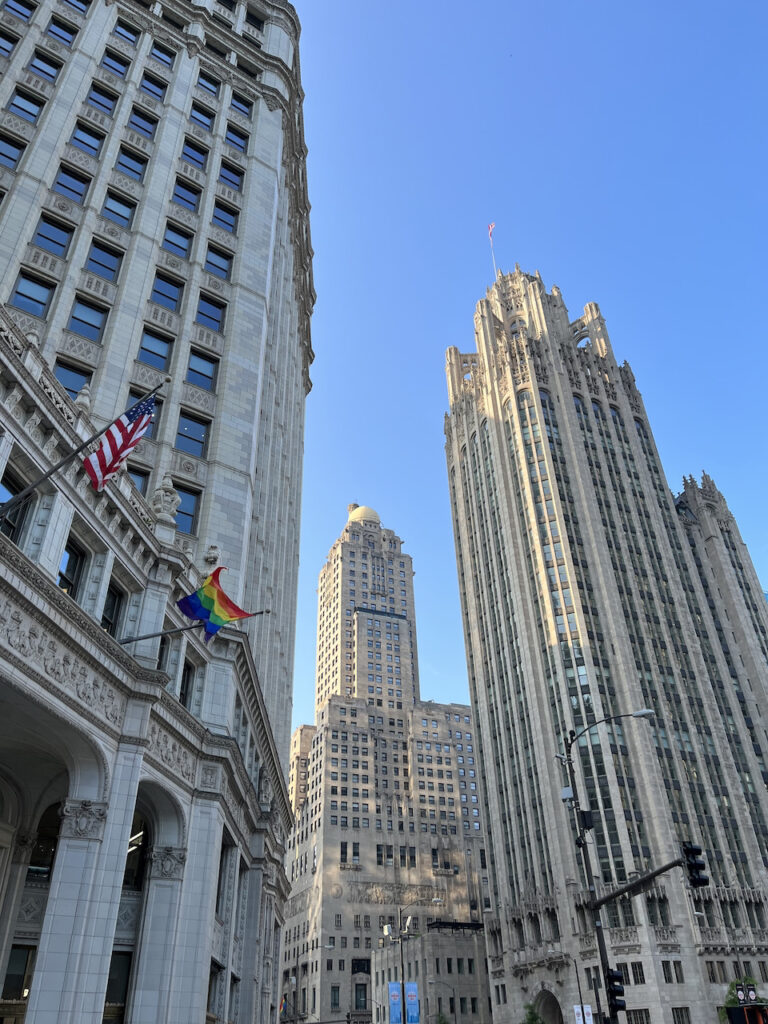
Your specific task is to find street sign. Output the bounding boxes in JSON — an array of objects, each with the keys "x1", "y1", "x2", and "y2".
[{"x1": 574, "y1": 1005, "x2": 594, "y2": 1024}]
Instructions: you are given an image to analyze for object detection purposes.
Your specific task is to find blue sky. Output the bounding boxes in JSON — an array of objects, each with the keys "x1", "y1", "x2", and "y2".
[{"x1": 289, "y1": 1, "x2": 768, "y2": 730}]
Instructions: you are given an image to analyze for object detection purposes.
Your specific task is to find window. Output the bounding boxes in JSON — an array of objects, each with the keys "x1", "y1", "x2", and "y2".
[
  {"x1": 62, "y1": 0, "x2": 89, "y2": 13},
  {"x1": 67, "y1": 297, "x2": 107, "y2": 341},
  {"x1": 138, "y1": 327, "x2": 172, "y2": 369},
  {"x1": 181, "y1": 138, "x2": 207, "y2": 170},
  {"x1": 196, "y1": 293, "x2": 225, "y2": 332},
  {"x1": 225, "y1": 123, "x2": 248, "y2": 152},
  {"x1": 86, "y1": 240, "x2": 122, "y2": 281},
  {"x1": 70, "y1": 122, "x2": 104, "y2": 157},
  {"x1": 116, "y1": 147, "x2": 146, "y2": 181},
  {"x1": 100, "y1": 49, "x2": 130, "y2": 77},
  {"x1": 0, "y1": 27, "x2": 18, "y2": 55},
  {"x1": 101, "y1": 582, "x2": 124, "y2": 636},
  {"x1": 53, "y1": 361, "x2": 89, "y2": 400},
  {"x1": 197, "y1": 71, "x2": 219, "y2": 96},
  {"x1": 87, "y1": 82, "x2": 117, "y2": 115},
  {"x1": 671, "y1": 1011, "x2": 691, "y2": 1024},
  {"x1": 190, "y1": 103, "x2": 214, "y2": 131},
  {"x1": 10, "y1": 273, "x2": 54, "y2": 317},
  {"x1": 54, "y1": 165, "x2": 90, "y2": 204},
  {"x1": 175, "y1": 485, "x2": 199, "y2": 534},
  {"x1": 140, "y1": 72, "x2": 166, "y2": 101},
  {"x1": 172, "y1": 178, "x2": 200, "y2": 211},
  {"x1": 101, "y1": 191, "x2": 135, "y2": 226},
  {"x1": 212, "y1": 201, "x2": 237, "y2": 232},
  {"x1": 128, "y1": 390, "x2": 160, "y2": 439},
  {"x1": 8, "y1": 90, "x2": 43, "y2": 123},
  {"x1": 1, "y1": 945, "x2": 36, "y2": 1000},
  {"x1": 330, "y1": 986, "x2": 340, "y2": 1012},
  {"x1": 57, "y1": 536, "x2": 85, "y2": 597},
  {"x1": 150, "y1": 272, "x2": 183, "y2": 311},
  {"x1": 631, "y1": 962, "x2": 645, "y2": 985},
  {"x1": 0, "y1": 133, "x2": 24, "y2": 169},
  {"x1": 127, "y1": 467, "x2": 149, "y2": 494},
  {"x1": 47, "y1": 18, "x2": 76, "y2": 45},
  {"x1": 230, "y1": 91, "x2": 252, "y2": 117},
  {"x1": 28, "y1": 50, "x2": 61, "y2": 81},
  {"x1": 113, "y1": 19, "x2": 138, "y2": 44},
  {"x1": 33, "y1": 215, "x2": 73, "y2": 256},
  {"x1": 0, "y1": 468, "x2": 30, "y2": 543},
  {"x1": 162, "y1": 222, "x2": 192, "y2": 257},
  {"x1": 149, "y1": 41, "x2": 174, "y2": 67},
  {"x1": 3, "y1": 0, "x2": 35, "y2": 22},
  {"x1": 186, "y1": 350, "x2": 218, "y2": 391},
  {"x1": 218, "y1": 161, "x2": 242, "y2": 190},
  {"x1": 245, "y1": 9, "x2": 264, "y2": 30},
  {"x1": 128, "y1": 106, "x2": 157, "y2": 138},
  {"x1": 179, "y1": 658, "x2": 194, "y2": 707},
  {"x1": 204, "y1": 245, "x2": 231, "y2": 279}
]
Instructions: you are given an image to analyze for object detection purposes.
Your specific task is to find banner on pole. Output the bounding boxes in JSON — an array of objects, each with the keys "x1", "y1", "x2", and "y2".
[
  {"x1": 405, "y1": 982, "x2": 419, "y2": 1024},
  {"x1": 574, "y1": 1006, "x2": 594, "y2": 1024},
  {"x1": 389, "y1": 983, "x2": 402, "y2": 1024}
]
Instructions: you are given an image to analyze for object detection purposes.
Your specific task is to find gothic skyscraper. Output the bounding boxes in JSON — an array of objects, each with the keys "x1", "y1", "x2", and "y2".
[{"x1": 445, "y1": 267, "x2": 768, "y2": 1022}]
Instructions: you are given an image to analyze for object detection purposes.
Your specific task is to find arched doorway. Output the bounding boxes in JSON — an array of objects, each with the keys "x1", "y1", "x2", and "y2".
[{"x1": 534, "y1": 988, "x2": 565, "y2": 1024}]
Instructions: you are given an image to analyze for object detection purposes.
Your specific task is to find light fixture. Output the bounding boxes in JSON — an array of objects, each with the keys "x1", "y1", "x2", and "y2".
[{"x1": 631, "y1": 709, "x2": 655, "y2": 719}]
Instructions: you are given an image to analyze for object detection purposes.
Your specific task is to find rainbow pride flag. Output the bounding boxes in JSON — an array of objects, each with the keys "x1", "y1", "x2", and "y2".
[
  {"x1": 279, "y1": 996, "x2": 286, "y2": 1015},
  {"x1": 176, "y1": 567, "x2": 253, "y2": 643}
]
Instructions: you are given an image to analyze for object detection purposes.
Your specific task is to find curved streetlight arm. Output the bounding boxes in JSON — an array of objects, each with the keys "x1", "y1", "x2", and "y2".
[{"x1": 565, "y1": 709, "x2": 654, "y2": 753}]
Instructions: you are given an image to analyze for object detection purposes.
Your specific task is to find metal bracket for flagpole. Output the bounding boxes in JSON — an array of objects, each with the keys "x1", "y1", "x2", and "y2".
[
  {"x1": 118, "y1": 609, "x2": 270, "y2": 645},
  {"x1": 0, "y1": 378, "x2": 170, "y2": 523}
]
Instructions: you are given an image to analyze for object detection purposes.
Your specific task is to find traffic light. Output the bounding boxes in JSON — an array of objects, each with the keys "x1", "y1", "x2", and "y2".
[
  {"x1": 604, "y1": 966, "x2": 626, "y2": 1015},
  {"x1": 346, "y1": 1013, "x2": 351, "y2": 1024},
  {"x1": 682, "y1": 840, "x2": 709, "y2": 888}
]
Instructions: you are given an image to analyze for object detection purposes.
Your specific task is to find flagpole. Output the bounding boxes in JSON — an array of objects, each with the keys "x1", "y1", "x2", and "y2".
[
  {"x1": 118, "y1": 609, "x2": 270, "y2": 645},
  {"x1": 0, "y1": 379, "x2": 169, "y2": 523}
]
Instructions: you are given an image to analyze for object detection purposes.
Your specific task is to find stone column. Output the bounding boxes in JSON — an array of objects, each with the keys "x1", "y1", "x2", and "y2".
[
  {"x1": 26, "y1": 743, "x2": 144, "y2": 1024},
  {"x1": 127, "y1": 846, "x2": 186, "y2": 1023},
  {"x1": 0, "y1": 830, "x2": 36, "y2": 983}
]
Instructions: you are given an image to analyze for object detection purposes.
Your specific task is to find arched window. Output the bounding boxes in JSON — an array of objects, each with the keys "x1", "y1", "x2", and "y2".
[
  {"x1": 26, "y1": 803, "x2": 61, "y2": 882},
  {"x1": 123, "y1": 810, "x2": 150, "y2": 890}
]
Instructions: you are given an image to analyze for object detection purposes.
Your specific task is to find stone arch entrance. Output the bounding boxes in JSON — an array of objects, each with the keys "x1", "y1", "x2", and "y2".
[{"x1": 533, "y1": 987, "x2": 565, "y2": 1024}]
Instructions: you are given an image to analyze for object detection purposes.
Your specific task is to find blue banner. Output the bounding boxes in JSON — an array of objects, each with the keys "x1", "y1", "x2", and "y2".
[
  {"x1": 405, "y1": 982, "x2": 419, "y2": 1024},
  {"x1": 389, "y1": 983, "x2": 402, "y2": 1024}
]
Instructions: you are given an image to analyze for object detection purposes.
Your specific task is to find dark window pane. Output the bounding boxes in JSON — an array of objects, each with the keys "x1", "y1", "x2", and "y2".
[
  {"x1": 218, "y1": 162, "x2": 242, "y2": 190},
  {"x1": 0, "y1": 133, "x2": 24, "y2": 169},
  {"x1": 28, "y1": 50, "x2": 60, "y2": 81},
  {"x1": 116, "y1": 147, "x2": 146, "y2": 180},
  {"x1": 67, "y1": 298, "x2": 107, "y2": 341},
  {"x1": 196, "y1": 294, "x2": 225, "y2": 332},
  {"x1": 62, "y1": 0, "x2": 89, "y2": 13},
  {"x1": 150, "y1": 273, "x2": 182, "y2": 311},
  {"x1": 10, "y1": 273, "x2": 53, "y2": 316},
  {"x1": 47, "y1": 18, "x2": 76, "y2": 45},
  {"x1": 140, "y1": 72, "x2": 166, "y2": 100},
  {"x1": 105, "y1": 952, "x2": 132, "y2": 1006},
  {"x1": 197, "y1": 72, "x2": 219, "y2": 96},
  {"x1": 245, "y1": 10, "x2": 264, "y2": 30},
  {"x1": 175, "y1": 485, "x2": 199, "y2": 533},
  {"x1": 175, "y1": 412, "x2": 209, "y2": 457},
  {"x1": 230, "y1": 92, "x2": 251, "y2": 117},
  {"x1": 54, "y1": 166, "x2": 90, "y2": 202},
  {"x1": 162, "y1": 222, "x2": 192, "y2": 257},
  {"x1": 0, "y1": 468, "x2": 30, "y2": 542},
  {"x1": 101, "y1": 581, "x2": 123, "y2": 635},
  {"x1": 186, "y1": 351, "x2": 217, "y2": 391},
  {"x1": 33, "y1": 215, "x2": 72, "y2": 256},
  {"x1": 190, "y1": 103, "x2": 214, "y2": 130},
  {"x1": 0, "y1": 28, "x2": 18, "y2": 55},
  {"x1": 54, "y1": 360, "x2": 90, "y2": 399},
  {"x1": 86, "y1": 82, "x2": 116, "y2": 114},
  {"x1": 181, "y1": 138, "x2": 207, "y2": 170},
  {"x1": 212, "y1": 202, "x2": 237, "y2": 232},
  {"x1": 204, "y1": 245, "x2": 231, "y2": 279},
  {"x1": 3, "y1": 0, "x2": 35, "y2": 23},
  {"x1": 127, "y1": 106, "x2": 156, "y2": 138},
  {"x1": 85, "y1": 240, "x2": 122, "y2": 280},
  {"x1": 101, "y1": 191, "x2": 134, "y2": 225},
  {"x1": 70, "y1": 122, "x2": 104, "y2": 156},
  {"x1": 100, "y1": 49, "x2": 129, "y2": 76},
  {"x1": 57, "y1": 537, "x2": 85, "y2": 597},
  {"x1": 1, "y1": 946, "x2": 36, "y2": 1000},
  {"x1": 150, "y1": 41, "x2": 174, "y2": 66},
  {"x1": 172, "y1": 178, "x2": 200, "y2": 211},
  {"x1": 113, "y1": 19, "x2": 138, "y2": 44},
  {"x1": 128, "y1": 467, "x2": 149, "y2": 494},
  {"x1": 138, "y1": 328, "x2": 172, "y2": 369}
]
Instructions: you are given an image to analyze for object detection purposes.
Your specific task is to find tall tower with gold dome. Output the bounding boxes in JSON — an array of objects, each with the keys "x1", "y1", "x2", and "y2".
[{"x1": 314, "y1": 502, "x2": 420, "y2": 722}]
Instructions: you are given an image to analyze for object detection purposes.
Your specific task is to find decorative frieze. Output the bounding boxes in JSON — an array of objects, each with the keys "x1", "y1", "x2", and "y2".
[{"x1": 147, "y1": 720, "x2": 196, "y2": 785}]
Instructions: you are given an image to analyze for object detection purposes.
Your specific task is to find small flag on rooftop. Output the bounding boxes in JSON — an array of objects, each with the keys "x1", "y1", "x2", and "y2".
[
  {"x1": 177, "y1": 567, "x2": 254, "y2": 643},
  {"x1": 83, "y1": 394, "x2": 156, "y2": 492}
]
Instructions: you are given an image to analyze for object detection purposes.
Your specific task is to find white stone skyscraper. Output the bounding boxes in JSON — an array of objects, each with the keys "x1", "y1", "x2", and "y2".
[
  {"x1": 445, "y1": 267, "x2": 768, "y2": 1023},
  {"x1": 0, "y1": 0, "x2": 312, "y2": 1021}
]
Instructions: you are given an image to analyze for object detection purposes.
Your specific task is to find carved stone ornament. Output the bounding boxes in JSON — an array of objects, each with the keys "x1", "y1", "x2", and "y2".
[
  {"x1": 149, "y1": 845, "x2": 187, "y2": 880},
  {"x1": 147, "y1": 721, "x2": 195, "y2": 784},
  {"x1": 204, "y1": 544, "x2": 221, "y2": 566},
  {"x1": 150, "y1": 474, "x2": 181, "y2": 524},
  {"x1": 74, "y1": 381, "x2": 91, "y2": 415},
  {"x1": 13, "y1": 831, "x2": 37, "y2": 862},
  {"x1": 60, "y1": 799, "x2": 108, "y2": 840}
]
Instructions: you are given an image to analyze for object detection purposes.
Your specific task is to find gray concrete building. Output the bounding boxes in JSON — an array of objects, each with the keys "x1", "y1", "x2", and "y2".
[
  {"x1": 282, "y1": 508, "x2": 490, "y2": 1024},
  {"x1": 444, "y1": 266, "x2": 768, "y2": 1023},
  {"x1": 0, "y1": 0, "x2": 313, "y2": 1021}
]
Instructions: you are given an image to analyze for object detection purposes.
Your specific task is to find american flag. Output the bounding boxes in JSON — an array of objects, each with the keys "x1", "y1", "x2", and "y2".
[
  {"x1": 83, "y1": 394, "x2": 156, "y2": 492},
  {"x1": 488, "y1": 222, "x2": 496, "y2": 240}
]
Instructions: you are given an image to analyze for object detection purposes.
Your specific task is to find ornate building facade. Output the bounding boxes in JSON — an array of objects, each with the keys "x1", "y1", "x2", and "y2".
[
  {"x1": 445, "y1": 267, "x2": 768, "y2": 1023},
  {"x1": 0, "y1": 0, "x2": 313, "y2": 1020},
  {"x1": 282, "y1": 507, "x2": 489, "y2": 1024}
]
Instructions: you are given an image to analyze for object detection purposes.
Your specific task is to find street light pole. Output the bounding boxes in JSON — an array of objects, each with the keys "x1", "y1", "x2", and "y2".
[
  {"x1": 561, "y1": 710, "x2": 653, "y2": 1024},
  {"x1": 393, "y1": 896, "x2": 443, "y2": 1024}
]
